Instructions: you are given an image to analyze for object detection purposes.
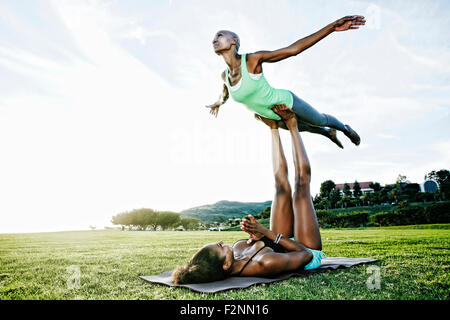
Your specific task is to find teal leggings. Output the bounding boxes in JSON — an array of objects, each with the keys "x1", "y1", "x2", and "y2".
[{"x1": 289, "y1": 91, "x2": 347, "y2": 132}]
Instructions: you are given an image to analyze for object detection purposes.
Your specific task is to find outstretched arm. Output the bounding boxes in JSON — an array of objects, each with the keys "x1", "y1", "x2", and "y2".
[
  {"x1": 205, "y1": 83, "x2": 229, "y2": 117},
  {"x1": 252, "y1": 15, "x2": 365, "y2": 64}
]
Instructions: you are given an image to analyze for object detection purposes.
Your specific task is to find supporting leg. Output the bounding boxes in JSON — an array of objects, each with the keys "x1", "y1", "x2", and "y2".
[
  {"x1": 269, "y1": 127, "x2": 295, "y2": 238},
  {"x1": 254, "y1": 114, "x2": 294, "y2": 238},
  {"x1": 271, "y1": 105, "x2": 322, "y2": 250}
]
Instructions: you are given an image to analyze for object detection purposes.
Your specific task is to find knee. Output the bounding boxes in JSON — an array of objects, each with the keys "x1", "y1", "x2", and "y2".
[
  {"x1": 275, "y1": 177, "x2": 291, "y2": 195},
  {"x1": 297, "y1": 163, "x2": 311, "y2": 181},
  {"x1": 294, "y1": 175, "x2": 311, "y2": 194}
]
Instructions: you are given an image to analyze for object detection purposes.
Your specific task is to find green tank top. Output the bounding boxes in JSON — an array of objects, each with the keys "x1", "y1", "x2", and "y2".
[{"x1": 224, "y1": 53, "x2": 293, "y2": 121}]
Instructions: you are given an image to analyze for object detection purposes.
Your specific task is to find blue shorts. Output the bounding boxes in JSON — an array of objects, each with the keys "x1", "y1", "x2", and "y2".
[
  {"x1": 303, "y1": 248, "x2": 323, "y2": 270},
  {"x1": 289, "y1": 237, "x2": 323, "y2": 270}
]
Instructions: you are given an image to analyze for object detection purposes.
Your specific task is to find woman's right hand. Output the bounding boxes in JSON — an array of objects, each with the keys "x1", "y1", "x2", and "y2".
[
  {"x1": 241, "y1": 215, "x2": 266, "y2": 243},
  {"x1": 205, "y1": 104, "x2": 220, "y2": 117}
]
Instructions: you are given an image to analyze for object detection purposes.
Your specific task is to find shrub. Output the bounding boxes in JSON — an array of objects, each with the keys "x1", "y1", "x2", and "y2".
[
  {"x1": 317, "y1": 210, "x2": 369, "y2": 228},
  {"x1": 316, "y1": 210, "x2": 334, "y2": 228},
  {"x1": 371, "y1": 205, "x2": 430, "y2": 226},
  {"x1": 333, "y1": 211, "x2": 369, "y2": 228},
  {"x1": 425, "y1": 201, "x2": 450, "y2": 224},
  {"x1": 397, "y1": 206, "x2": 426, "y2": 225},
  {"x1": 371, "y1": 211, "x2": 402, "y2": 227},
  {"x1": 342, "y1": 211, "x2": 369, "y2": 227}
]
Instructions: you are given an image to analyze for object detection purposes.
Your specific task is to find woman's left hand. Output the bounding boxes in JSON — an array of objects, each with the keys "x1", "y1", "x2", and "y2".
[
  {"x1": 240, "y1": 215, "x2": 267, "y2": 242},
  {"x1": 333, "y1": 15, "x2": 366, "y2": 32}
]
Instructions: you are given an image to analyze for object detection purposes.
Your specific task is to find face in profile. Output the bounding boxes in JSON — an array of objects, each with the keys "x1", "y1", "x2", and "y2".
[
  {"x1": 206, "y1": 241, "x2": 234, "y2": 269},
  {"x1": 212, "y1": 30, "x2": 239, "y2": 55}
]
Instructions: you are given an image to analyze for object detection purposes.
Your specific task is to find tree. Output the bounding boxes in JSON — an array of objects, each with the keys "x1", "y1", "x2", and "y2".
[
  {"x1": 343, "y1": 183, "x2": 353, "y2": 197},
  {"x1": 318, "y1": 197, "x2": 331, "y2": 210},
  {"x1": 111, "y1": 208, "x2": 166, "y2": 230},
  {"x1": 255, "y1": 206, "x2": 271, "y2": 219},
  {"x1": 320, "y1": 180, "x2": 336, "y2": 199},
  {"x1": 141, "y1": 209, "x2": 159, "y2": 230},
  {"x1": 329, "y1": 188, "x2": 342, "y2": 208},
  {"x1": 369, "y1": 182, "x2": 381, "y2": 192},
  {"x1": 156, "y1": 211, "x2": 181, "y2": 230},
  {"x1": 369, "y1": 191, "x2": 382, "y2": 205},
  {"x1": 133, "y1": 208, "x2": 155, "y2": 230},
  {"x1": 363, "y1": 193, "x2": 370, "y2": 206},
  {"x1": 426, "y1": 169, "x2": 450, "y2": 200},
  {"x1": 353, "y1": 180, "x2": 362, "y2": 198},
  {"x1": 393, "y1": 175, "x2": 414, "y2": 203},
  {"x1": 180, "y1": 217, "x2": 200, "y2": 230},
  {"x1": 403, "y1": 183, "x2": 421, "y2": 202},
  {"x1": 340, "y1": 194, "x2": 351, "y2": 208},
  {"x1": 396, "y1": 174, "x2": 410, "y2": 184},
  {"x1": 313, "y1": 194, "x2": 322, "y2": 207},
  {"x1": 389, "y1": 189, "x2": 398, "y2": 204},
  {"x1": 111, "y1": 211, "x2": 133, "y2": 229}
]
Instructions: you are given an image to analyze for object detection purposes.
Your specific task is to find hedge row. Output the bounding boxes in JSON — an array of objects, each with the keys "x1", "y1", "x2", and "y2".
[
  {"x1": 316, "y1": 201, "x2": 450, "y2": 228},
  {"x1": 371, "y1": 201, "x2": 450, "y2": 226},
  {"x1": 317, "y1": 210, "x2": 369, "y2": 228}
]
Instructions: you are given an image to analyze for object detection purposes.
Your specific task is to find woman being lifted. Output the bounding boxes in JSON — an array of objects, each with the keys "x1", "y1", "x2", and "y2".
[{"x1": 206, "y1": 15, "x2": 365, "y2": 148}]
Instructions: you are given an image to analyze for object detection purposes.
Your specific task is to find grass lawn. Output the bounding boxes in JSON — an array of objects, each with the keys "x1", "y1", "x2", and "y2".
[{"x1": 0, "y1": 225, "x2": 449, "y2": 300}]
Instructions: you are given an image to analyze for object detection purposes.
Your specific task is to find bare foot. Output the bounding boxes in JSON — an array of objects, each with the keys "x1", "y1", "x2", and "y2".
[
  {"x1": 328, "y1": 129, "x2": 344, "y2": 149},
  {"x1": 254, "y1": 114, "x2": 278, "y2": 129},
  {"x1": 343, "y1": 124, "x2": 361, "y2": 146},
  {"x1": 270, "y1": 104, "x2": 297, "y2": 128}
]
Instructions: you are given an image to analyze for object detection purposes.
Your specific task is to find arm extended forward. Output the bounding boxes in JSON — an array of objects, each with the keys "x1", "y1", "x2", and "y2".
[{"x1": 253, "y1": 15, "x2": 365, "y2": 63}]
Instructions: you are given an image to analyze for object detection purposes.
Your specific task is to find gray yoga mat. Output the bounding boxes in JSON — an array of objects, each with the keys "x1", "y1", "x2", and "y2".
[{"x1": 140, "y1": 257, "x2": 378, "y2": 293}]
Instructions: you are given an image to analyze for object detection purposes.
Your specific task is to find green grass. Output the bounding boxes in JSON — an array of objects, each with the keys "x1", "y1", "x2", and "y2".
[{"x1": 0, "y1": 225, "x2": 449, "y2": 300}]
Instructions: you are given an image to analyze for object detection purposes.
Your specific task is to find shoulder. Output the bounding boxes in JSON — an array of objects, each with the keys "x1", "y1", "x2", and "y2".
[
  {"x1": 244, "y1": 52, "x2": 263, "y2": 74},
  {"x1": 246, "y1": 52, "x2": 261, "y2": 64}
]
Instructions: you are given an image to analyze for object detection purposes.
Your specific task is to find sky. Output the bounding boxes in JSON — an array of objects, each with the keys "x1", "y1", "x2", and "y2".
[{"x1": 0, "y1": 0, "x2": 449, "y2": 233}]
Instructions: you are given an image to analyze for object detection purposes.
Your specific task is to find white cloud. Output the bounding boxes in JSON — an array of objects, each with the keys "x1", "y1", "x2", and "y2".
[
  {"x1": 377, "y1": 134, "x2": 398, "y2": 140},
  {"x1": 0, "y1": 0, "x2": 449, "y2": 233},
  {"x1": 120, "y1": 26, "x2": 179, "y2": 46}
]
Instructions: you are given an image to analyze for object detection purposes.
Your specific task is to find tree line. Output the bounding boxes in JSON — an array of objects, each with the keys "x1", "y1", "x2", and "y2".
[
  {"x1": 111, "y1": 208, "x2": 201, "y2": 230},
  {"x1": 111, "y1": 169, "x2": 449, "y2": 230},
  {"x1": 313, "y1": 169, "x2": 450, "y2": 210}
]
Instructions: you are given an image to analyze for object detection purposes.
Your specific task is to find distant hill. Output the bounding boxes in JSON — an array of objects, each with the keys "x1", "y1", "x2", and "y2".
[{"x1": 180, "y1": 200, "x2": 272, "y2": 222}]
